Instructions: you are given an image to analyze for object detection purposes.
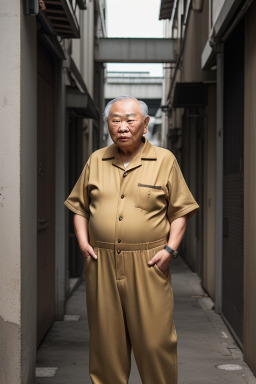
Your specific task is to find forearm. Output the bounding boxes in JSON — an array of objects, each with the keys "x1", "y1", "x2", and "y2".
[
  {"x1": 74, "y1": 214, "x2": 89, "y2": 246},
  {"x1": 148, "y1": 215, "x2": 188, "y2": 270},
  {"x1": 73, "y1": 214, "x2": 97, "y2": 259},
  {"x1": 167, "y1": 216, "x2": 187, "y2": 251}
]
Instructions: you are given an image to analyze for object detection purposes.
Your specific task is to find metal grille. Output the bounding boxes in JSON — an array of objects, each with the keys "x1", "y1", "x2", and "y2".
[
  {"x1": 222, "y1": 19, "x2": 244, "y2": 345},
  {"x1": 223, "y1": 174, "x2": 244, "y2": 344},
  {"x1": 159, "y1": 0, "x2": 175, "y2": 20}
]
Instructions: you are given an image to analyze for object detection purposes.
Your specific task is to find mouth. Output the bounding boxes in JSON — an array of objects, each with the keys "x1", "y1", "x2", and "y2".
[{"x1": 118, "y1": 137, "x2": 130, "y2": 140}]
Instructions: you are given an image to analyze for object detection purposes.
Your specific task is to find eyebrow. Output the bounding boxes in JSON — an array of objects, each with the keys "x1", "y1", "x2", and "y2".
[{"x1": 110, "y1": 113, "x2": 137, "y2": 118}]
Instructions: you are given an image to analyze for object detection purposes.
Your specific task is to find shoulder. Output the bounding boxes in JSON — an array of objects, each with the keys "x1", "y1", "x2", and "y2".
[
  {"x1": 153, "y1": 145, "x2": 176, "y2": 166},
  {"x1": 91, "y1": 146, "x2": 109, "y2": 158},
  {"x1": 87, "y1": 145, "x2": 112, "y2": 162},
  {"x1": 155, "y1": 145, "x2": 175, "y2": 158}
]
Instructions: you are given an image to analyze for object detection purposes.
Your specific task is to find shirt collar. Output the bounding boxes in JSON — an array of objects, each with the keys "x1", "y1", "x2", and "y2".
[{"x1": 102, "y1": 136, "x2": 157, "y2": 161}]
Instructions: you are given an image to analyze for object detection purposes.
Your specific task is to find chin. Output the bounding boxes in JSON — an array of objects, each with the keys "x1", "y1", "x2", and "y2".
[{"x1": 117, "y1": 140, "x2": 131, "y2": 145}]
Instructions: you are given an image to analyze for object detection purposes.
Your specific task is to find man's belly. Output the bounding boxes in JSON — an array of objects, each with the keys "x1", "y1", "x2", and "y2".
[{"x1": 88, "y1": 207, "x2": 170, "y2": 244}]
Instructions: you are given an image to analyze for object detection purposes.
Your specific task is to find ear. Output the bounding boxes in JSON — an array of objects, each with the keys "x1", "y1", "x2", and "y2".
[{"x1": 143, "y1": 116, "x2": 150, "y2": 134}]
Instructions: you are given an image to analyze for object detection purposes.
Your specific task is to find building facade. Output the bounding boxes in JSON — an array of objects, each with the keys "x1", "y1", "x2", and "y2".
[
  {"x1": 160, "y1": 0, "x2": 256, "y2": 375},
  {"x1": 0, "y1": 1, "x2": 106, "y2": 382}
]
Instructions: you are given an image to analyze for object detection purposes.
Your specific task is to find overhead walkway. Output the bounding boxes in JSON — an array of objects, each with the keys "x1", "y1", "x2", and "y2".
[
  {"x1": 105, "y1": 71, "x2": 163, "y2": 115},
  {"x1": 95, "y1": 38, "x2": 176, "y2": 63}
]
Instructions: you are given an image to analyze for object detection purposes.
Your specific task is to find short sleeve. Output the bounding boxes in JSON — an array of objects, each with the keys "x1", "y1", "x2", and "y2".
[
  {"x1": 64, "y1": 160, "x2": 90, "y2": 219},
  {"x1": 167, "y1": 158, "x2": 199, "y2": 223}
]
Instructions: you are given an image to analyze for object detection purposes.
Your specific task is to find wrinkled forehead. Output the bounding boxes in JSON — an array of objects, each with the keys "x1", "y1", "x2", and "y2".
[{"x1": 108, "y1": 99, "x2": 141, "y2": 117}]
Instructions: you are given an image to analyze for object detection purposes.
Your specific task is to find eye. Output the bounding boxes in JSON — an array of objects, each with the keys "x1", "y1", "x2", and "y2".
[{"x1": 127, "y1": 119, "x2": 135, "y2": 123}]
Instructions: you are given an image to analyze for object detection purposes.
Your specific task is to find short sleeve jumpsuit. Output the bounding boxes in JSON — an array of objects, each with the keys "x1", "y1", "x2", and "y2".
[{"x1": 64, "y1": 136, "x2": 199, "y2": 384}]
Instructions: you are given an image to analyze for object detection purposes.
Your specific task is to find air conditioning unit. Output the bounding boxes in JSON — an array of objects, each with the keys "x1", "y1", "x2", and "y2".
[{"x1": 25, "y1": 0, "x2": 39, "y2": 16}]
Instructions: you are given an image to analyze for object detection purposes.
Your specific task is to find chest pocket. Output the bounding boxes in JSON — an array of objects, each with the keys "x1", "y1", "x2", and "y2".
[{"x1": 134, "y1": 183, "x2": 168, "y2": 212}]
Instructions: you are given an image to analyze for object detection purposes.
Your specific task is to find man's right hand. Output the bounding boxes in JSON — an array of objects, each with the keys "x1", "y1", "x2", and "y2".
[
  {"x1": 73, "y1": 214, "x2": 97, "y2": 260},
  {"x1": 80, "y1": 243, "x2": 97, "y2": 260}
]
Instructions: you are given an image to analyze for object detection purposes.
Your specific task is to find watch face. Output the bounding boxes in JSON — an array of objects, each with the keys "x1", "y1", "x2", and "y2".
[{"x1": 172, "y1": 250, "x2": 179, "y2": 258}]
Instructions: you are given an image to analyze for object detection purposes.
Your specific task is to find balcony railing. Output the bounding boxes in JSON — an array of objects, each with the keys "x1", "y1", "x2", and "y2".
[{"x1": 43, "y1": 0, "x2": 86, "y2": 38}]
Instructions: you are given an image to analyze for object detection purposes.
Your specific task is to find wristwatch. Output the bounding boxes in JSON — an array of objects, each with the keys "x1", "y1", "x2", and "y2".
[{"x1": 164, "y1": 245, "x2": 179, "y2": 258}]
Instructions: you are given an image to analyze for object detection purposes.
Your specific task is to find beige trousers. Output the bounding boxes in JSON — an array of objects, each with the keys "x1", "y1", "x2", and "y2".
[{"x1": 85, "y1": 238, "x2": 177, "y2": 384}]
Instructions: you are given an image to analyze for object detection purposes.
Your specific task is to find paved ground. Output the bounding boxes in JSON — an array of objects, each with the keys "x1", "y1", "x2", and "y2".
[{"x1": 36, "y1": 257, "x2": 256, "y2": 384}]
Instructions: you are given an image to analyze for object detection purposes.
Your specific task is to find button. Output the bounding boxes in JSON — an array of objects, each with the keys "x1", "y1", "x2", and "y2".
[
  {"x1": 121, "y1": 194, "x2": 124, "y2": 199},
  {"x1": 123, "y1": 172, "x2": 127, "y2": 178},
  {"x1": 117, "y1": 250, "x2": 121, "y2": 254},
  {"x1": 119, "y1": 216, "x2": 123, "y2": 221},
  {"x1": 118, "y1": 239, "x2": 121, "y2": 243}
]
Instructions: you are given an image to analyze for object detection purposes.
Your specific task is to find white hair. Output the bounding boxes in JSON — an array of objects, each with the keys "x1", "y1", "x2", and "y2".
[{"x1": 104, "y1": 96, "x2": 149, "y2": 121}]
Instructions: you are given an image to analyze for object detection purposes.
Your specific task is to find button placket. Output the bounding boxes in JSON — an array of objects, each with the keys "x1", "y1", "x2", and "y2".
[{"x1": 115, "y1": 169, "x2": 127, "y2": 280}]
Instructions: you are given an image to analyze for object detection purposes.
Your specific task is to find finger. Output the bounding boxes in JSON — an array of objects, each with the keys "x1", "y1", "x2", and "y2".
[
  {"x1": 148, "y1": 254, "x2": 160, "y2": 265},
  {"x1": 88, "y1": 245, "x2": 97, "y2": 260}
]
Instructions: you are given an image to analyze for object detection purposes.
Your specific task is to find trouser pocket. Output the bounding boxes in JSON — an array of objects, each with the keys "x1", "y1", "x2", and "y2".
[{"x1": 147, "y1": 244, "x2": 170, "y2": 281}]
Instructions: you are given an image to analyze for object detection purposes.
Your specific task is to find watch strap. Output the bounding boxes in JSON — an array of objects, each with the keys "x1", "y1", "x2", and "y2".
[{"x1": 164, "y1": 245, "x2": 179, "y2": 258}]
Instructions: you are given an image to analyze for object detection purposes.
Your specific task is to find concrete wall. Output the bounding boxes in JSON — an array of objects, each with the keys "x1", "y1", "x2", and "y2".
[
  {"x1": 0, "y1": 2, "x2": 22, "y2": 381},
  {"x1": 244, "y1": 1, "x2": 256, "y2": 376},
  {"x1": 0, "y1": 1, "x2": 37, "y2": 383},
  {"x1": 72, "y1": 1, "x2": 95, "y2": 95},
  {"x1": 183, "y1": 1, "x2": 214, "y2": 83},
  {"x1": 81, "y1": 0, "x2": 94, "y2": 95},
  {"x1": 20, "y1": 9, "x2": 37, "y2": 384},
  {"x1": 72, "y1": 1, "x2": 95, "y2": 157}
]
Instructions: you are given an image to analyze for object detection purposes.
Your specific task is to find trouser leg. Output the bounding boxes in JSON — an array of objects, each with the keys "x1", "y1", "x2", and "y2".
[
  {"x1": 84, "y1": 247, "x2": 131, "y2": 384},
  {"x1": 124, "y1": 244, "x2": 177, "y2": 384}
]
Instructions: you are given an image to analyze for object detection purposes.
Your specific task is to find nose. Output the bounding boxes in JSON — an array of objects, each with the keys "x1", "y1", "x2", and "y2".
[{"x1": 118, "y1": 121, "x2": 128, "y2": 132}]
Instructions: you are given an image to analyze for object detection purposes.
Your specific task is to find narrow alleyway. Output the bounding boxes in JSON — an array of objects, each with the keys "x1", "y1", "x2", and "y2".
[{"x1": 36, "y1": 257, "x2": 256, "y2": 384}]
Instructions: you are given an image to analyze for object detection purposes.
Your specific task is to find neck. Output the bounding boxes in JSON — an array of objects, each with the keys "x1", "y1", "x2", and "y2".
[{"x1": 118, "y1": 140, "x2": 144, "y2": 162}]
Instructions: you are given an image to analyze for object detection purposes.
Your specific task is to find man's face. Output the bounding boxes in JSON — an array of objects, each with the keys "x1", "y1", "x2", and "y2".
[{"x1": 107, "y1": 99, "x2": 150, "y2": 153}]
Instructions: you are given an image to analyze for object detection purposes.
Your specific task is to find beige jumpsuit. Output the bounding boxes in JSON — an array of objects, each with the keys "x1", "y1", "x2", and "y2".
[{"x1": 64, "y1": 136, "x2": 199, "y2": 384}]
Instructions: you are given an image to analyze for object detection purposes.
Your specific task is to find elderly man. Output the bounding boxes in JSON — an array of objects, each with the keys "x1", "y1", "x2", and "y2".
[{"x1": 64, "y1": 96, "x2": 199, "y2": 384}]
